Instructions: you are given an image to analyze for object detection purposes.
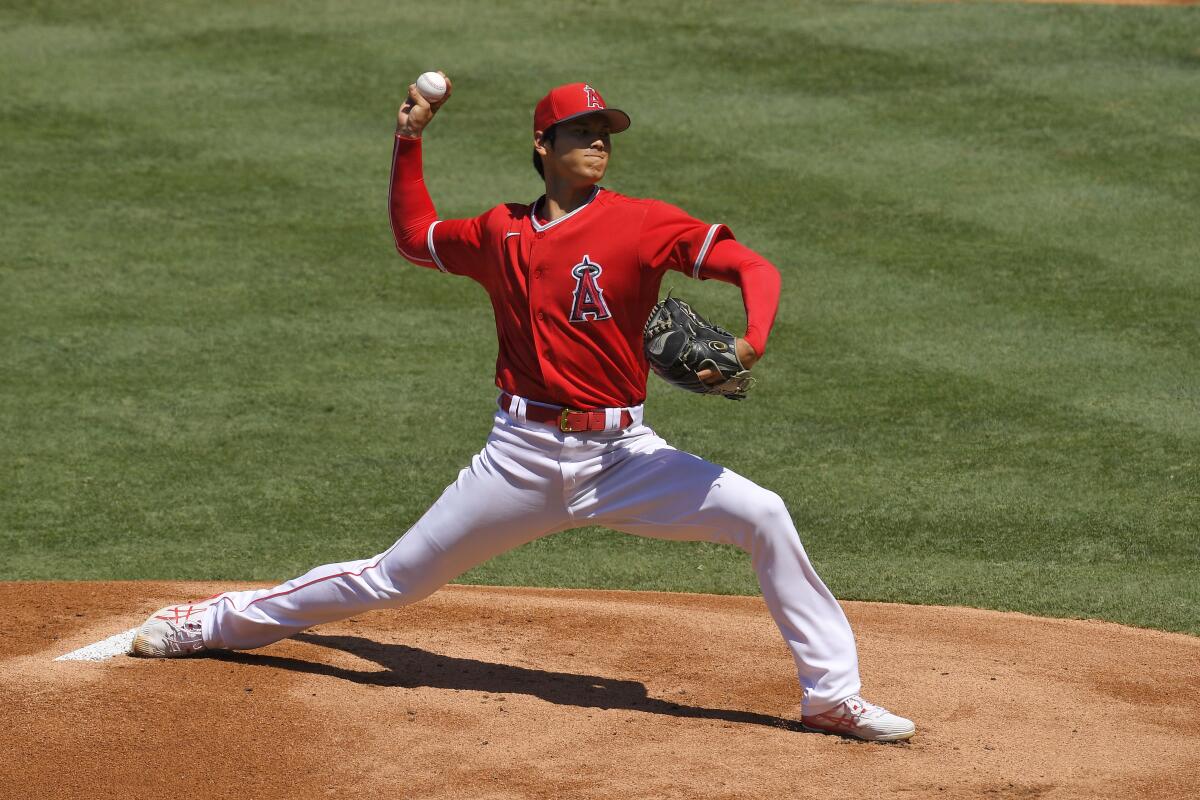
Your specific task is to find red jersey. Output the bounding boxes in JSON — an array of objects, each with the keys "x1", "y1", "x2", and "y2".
[{"x1": 389, "y1": 136, "x2": 779, "y2": 409}]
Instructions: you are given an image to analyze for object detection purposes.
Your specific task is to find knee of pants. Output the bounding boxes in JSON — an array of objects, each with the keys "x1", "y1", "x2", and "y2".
[
  {"x1": 719, "y1": 486, "x2": 796, "y2": 553},
  {"x1": 368, "y1": 530, "x2": 475, "y2": 606},
  {"x1": 379, "y1": 567, "x2": 452, "y2": 607},
  {"x1": 362, "y1": 560, "x2": 452, "y2": 609},
  {"x1": 754, "y1": 489, "x2": 795, "y2": 536}
]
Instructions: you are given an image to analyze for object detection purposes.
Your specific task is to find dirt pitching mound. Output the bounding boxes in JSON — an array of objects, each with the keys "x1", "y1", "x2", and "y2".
[{"x1": 3, "y1": 582, "x2": 1197, "y2": 799}]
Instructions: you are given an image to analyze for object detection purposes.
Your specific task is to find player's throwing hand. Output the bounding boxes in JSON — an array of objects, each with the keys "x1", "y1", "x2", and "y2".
[{"x1": 396, "y1": 71, "x2": 452, "y2": 139}]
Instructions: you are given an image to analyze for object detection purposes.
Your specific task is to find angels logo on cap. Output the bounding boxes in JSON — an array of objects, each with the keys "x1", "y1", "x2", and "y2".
[{"x1": 534, "y1": 83, "x2": 632, "y2": 134}]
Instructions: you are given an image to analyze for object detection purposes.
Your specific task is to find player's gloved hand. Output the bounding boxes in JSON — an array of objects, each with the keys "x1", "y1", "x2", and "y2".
[
  {"x1": 396, "y1": 72, "x2": 452, "y2": 139},
  {"x1": 644, "y1": 295, "x2": 758, "y2": 400},
  {"x1": 698, "y1": 338, "x2": 758, "y2": 384}
]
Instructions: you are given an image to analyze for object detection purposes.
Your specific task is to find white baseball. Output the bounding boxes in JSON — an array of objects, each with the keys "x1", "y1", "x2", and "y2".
[{"x1": 415, "y1": 71, "x2": 446, "y2": 102}]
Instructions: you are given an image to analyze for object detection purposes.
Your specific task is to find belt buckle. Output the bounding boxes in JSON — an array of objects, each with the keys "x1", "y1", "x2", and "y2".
[{"x1": 559, "y1": 407, "x2": 584, "y2": 432}]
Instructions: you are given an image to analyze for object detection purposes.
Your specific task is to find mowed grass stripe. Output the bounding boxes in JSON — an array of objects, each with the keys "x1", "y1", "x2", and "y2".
[
  {"x1": 787, "y1": 333, "x2": 1196, "y2": 552},
  {"x1": 816, "y1": 556, "x2": 1199, "y2": 635},
  {"x1": 634, "y1": 12, "x2": 1200, "y2": 437},
  {"x1": 675, "y1": 144, "x2": 1199, "y2": 442},
  {"x1": 671, "y1": 320, "x2": 1198, "y2": 561},
  {"x1": 817, "y1": 254, "x2": 1199, "y2": 440}
]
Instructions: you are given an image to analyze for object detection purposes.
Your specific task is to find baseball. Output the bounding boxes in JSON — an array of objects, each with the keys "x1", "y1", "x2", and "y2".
[{"x1": 415, "y1": 71, "x2": 446, "y2": 102}]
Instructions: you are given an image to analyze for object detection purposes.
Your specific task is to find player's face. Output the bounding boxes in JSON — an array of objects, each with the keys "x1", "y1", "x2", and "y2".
[{"x1": 541, "y1": 114, "x2": 611, "y2": 185}]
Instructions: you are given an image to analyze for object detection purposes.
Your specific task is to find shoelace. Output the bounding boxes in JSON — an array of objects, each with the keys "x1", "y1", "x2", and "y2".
[
  {"x1": 844, "y1": 696, "x2": 892, "y2": 720},
  {"x1": 164, "y1": 620, "x2": 204, "y2": 654}
]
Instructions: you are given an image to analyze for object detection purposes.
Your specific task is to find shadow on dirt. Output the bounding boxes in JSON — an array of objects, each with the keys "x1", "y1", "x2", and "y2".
[{"x1": 211, "y1": 632, "x2": 805, "y2": 732}]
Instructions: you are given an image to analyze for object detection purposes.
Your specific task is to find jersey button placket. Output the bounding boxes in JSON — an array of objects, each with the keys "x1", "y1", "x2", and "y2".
[{"x1": 528, "y1": 232, "x2": 552, "y2": 366}]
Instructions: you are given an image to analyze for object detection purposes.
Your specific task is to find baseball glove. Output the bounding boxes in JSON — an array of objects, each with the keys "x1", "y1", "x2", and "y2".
[{"x1": 643, "y1": 295, "x2": 755, "y2": 400}]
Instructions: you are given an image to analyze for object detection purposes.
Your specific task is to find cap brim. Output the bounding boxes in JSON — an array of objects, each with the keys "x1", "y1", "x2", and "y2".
[{"x1": 552, "y1": 108, "x2": 631, "y2": 134}]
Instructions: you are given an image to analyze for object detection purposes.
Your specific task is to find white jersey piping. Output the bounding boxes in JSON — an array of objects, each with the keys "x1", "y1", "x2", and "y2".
[
  {"x1": 427, "y1": 220, "x2": 448, "y2": 273},
  {"x1": 530, "y1": 186, "x2": 601, "y2": 232},
  {"x1": 692, "y1": 223, "x2": 722, "y2": 280}
]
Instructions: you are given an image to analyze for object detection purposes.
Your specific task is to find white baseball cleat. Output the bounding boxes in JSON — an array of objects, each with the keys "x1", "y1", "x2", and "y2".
[
  {"x1": 801, "y1": 695, "x2": 916, "y2": 742},
  {"x1": 130, "y1": 601, "x2": 214, "y2": 658}
]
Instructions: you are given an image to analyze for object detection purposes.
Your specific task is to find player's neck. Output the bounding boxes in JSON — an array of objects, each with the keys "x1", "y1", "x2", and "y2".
[{"x1": 540, "y1": 178, "x2": 598, "y2": 221}]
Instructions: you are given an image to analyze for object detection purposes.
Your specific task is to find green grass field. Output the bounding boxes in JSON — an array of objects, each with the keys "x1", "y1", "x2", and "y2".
[{"x1": 2, "y1": 1, "x2": 1197, "y2": 634}]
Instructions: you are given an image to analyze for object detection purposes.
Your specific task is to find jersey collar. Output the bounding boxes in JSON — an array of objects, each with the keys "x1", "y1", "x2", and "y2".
[{"x1": 530, "y1": 186, "x2": 601, "y2": 232}]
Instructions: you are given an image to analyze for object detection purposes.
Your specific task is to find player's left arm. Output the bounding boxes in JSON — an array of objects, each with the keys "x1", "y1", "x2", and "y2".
[
  {"x1": 638, "y1": 200, "x2": 779, "y2": 376},
  {"x1": 695, "y1": 238, "x2": 782, "y2": 371}
]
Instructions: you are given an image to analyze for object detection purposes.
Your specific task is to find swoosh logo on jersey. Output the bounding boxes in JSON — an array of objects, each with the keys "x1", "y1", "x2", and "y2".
[{"x1": 505, "y1": 232, "x2": 521, "y2": 239}]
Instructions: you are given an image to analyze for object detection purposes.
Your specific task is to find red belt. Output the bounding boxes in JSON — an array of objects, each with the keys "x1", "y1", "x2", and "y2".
[{"x1": 499, "y1": 392, "x2": 634, "y2": 433}]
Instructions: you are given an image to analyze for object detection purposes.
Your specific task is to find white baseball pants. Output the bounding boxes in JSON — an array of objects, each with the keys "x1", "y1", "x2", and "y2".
[{"x1": 203, "y1": 407, "x2": 862, "y2": 713}]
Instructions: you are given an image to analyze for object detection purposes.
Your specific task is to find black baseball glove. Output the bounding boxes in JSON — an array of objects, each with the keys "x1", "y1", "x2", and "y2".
[{"x1": 643, "y1": 295, "x2": 756, "y2": 400}]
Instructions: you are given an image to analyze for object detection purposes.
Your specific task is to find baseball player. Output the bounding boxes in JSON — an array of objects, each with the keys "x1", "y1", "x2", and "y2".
[{"x1": 133, "y1": 77, "x2": 915, "y2": 742}]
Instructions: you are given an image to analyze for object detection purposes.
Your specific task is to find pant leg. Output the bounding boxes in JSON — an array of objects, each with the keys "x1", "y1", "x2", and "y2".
[
  {"x1": 566, "y1": 429, "x2": 861, "y2": 714},
  {"x1": 205, "y1": 417, "x2": 568, "y2": 650}
]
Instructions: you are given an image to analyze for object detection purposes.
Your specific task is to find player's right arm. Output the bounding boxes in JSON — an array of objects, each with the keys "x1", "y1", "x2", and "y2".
[{"x1": 388, "y1": 75, "x2": 489, "y2": 278}]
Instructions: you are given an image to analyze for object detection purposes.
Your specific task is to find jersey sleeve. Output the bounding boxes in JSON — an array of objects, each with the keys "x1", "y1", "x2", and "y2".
[
  {"x1": 637, "y1": 199, "x2": 735, "y2": 279},
  {"x1": 427, "y1": 212, "x2": 492, "y2": 280}
]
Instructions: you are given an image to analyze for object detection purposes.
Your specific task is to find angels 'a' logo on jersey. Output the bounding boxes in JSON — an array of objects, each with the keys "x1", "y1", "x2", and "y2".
[
  {"x1": 568, "y1": 255, "x2": 612, "y2": 323},
  {"x1": 583, "y1": 84, "x2": 603, "y2": 110}
]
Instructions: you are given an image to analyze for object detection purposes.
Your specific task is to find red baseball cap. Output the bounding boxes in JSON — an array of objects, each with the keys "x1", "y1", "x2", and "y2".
[{"x1": 533, "y1": 83, "x2": 631, "y2": 134}]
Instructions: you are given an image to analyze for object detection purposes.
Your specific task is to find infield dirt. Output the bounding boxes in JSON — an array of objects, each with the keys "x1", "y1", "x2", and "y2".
[{"x1": 3, "y1": 582, "x2": 1197, "y2": 799}]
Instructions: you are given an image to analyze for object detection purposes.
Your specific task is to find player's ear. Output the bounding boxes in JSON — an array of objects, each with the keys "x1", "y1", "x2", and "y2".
[{"x1": 533, "y1": 130, "x2": 551, "y2": 157}]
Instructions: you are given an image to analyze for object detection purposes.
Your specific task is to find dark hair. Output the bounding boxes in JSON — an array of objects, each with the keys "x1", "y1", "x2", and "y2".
[{"x1": 532, "y1": 124, "x2": 557, "y2": 179}]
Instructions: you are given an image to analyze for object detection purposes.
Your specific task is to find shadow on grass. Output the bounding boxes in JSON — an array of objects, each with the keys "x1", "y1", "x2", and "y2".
[{"x1": 210, "y1": 632, "x2": 805, "y2": 733}]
